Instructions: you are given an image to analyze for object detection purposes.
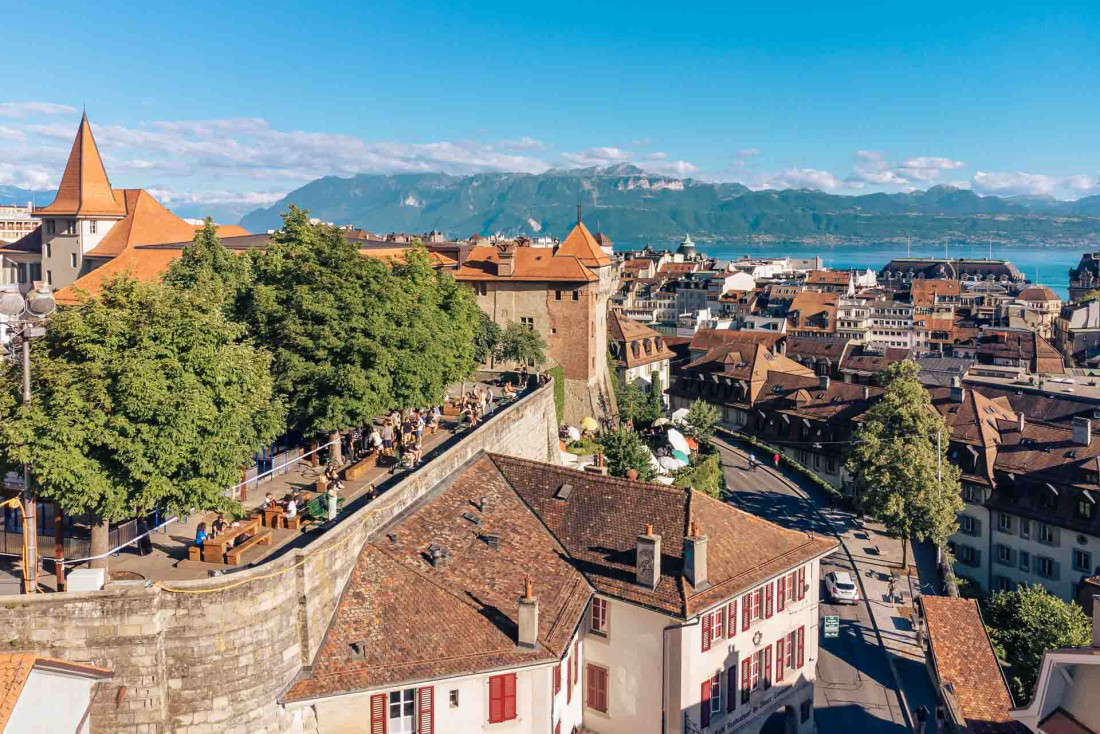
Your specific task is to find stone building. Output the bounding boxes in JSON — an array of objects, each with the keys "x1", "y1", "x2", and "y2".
[
  {"x1": 454, "y1": 214, "x2": 619, "y2": 424},
  {"x1": 607, "y1": 310, "x2": 674, "y2": 404},
  {"x1": 1068, "y1": 251, "x2": 1100, "y2": 303}
]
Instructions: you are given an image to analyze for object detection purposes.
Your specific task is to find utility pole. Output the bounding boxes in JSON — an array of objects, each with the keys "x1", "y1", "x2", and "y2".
[{"x1": 21, "y1": 336, "x2": 36, "y2": 593}]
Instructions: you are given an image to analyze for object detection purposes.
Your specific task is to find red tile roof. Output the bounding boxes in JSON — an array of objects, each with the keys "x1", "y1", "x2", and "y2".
[
  {"x1": 921, "y1": 596, "x2": 1023, "y2": 734},
  {"x1": 556, "y1": 221, "x2": 611, "y2": 267},
  {"x1": 34, "y1": 113, "x2": 125, "y2": 218},
  {"x1": 454, "y1": 246, "x2": 597, "y2": 283}
]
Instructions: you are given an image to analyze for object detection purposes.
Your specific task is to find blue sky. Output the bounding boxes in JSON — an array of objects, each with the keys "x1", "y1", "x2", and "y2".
[{"x1": 3, "y1": 0, "x2": 1100, "y2": 213}]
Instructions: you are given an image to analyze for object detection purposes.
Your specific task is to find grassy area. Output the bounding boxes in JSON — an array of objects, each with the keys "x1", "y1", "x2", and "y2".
[{"x1": 565, "y1": 438, "x2": 601, "y2": 455}]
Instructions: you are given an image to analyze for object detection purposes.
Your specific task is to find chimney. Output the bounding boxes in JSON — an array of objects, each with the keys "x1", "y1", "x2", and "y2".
[
  {"x1": 1073, "y1": 417, "x2": 1092, "y2": 446},
  {"x1": 577, "y1": 203, "x2": 583, "y2": 225},
  {"x1": 950, "y1": 376, "x2": 966, "y2": 403},
  {"x1": 517, "y1": 576, "x2": 539, "y2": 650},
  {"x1": 1017, "y1": 412, "x2": 1025, "y2": 433},
  {"x1": 862, "y1": 385, "x2": 871, "y2": 400},
  {"x1": 818, "y1": 374, "x2": 831, "y2": 391},
  {"x1": 625, "y1": 468, "x2": 640, "y2": 481},
  {"x1": 683, "y1": 521, "x2": 708, "y2": 589},
  {"x1": 636, "y1": 523, "x2": 661, "y2": 590},
  {"x1": 497, "y1": 246, "x2": 515, "y2": 277}
]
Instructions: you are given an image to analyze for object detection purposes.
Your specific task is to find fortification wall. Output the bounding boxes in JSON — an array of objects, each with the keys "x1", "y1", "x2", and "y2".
[{"x1": 0, "y1": 382, "x2": 559, "y2": 734}]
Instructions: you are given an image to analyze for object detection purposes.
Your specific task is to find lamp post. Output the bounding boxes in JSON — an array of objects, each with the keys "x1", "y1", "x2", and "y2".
[{"x1": 0, "y1": 285, "x2": 56, "y2": 594}]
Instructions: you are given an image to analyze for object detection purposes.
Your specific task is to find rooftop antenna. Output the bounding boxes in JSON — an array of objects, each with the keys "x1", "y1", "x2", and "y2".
[{"x1": 576, "y1": 203, "x2": 582, "y2": 225}]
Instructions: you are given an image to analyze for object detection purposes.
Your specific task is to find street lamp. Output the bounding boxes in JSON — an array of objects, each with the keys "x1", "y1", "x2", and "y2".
[{"x1": 0, "y1": 285, "x2": 56, "y2": 593}]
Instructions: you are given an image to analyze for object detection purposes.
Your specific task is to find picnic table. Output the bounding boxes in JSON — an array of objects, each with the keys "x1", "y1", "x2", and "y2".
[{"x1": 202, "y1": 517, "x2": 260, "y2": 564}]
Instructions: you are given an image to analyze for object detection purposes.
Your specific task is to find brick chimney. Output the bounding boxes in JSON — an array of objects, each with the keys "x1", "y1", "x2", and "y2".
[
  {"x1": 683, "y1": 521, "x2": 708, "y2": 589},
  {"x1": 818, "y1": 374, "x2": 831, "y2": 390},
  {"x1": 637, "y1": 523, "x2": 661, "y2": 589},
  {"x1": 1074, "y1": 417, "x2": 1092, "y2": 446},
  {"x1": 517, "y1": 576, "x2": 539, "y2": 650},
  {"x1": 496, "y1": 244, "x2": 516, "y2": 277}
]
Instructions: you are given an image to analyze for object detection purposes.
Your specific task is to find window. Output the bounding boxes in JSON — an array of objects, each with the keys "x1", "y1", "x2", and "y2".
[
  {"x1": 998, "y1": 513, "x2": 1013, "y2": 533},
  {"x1": 1038, "y1": 524, "x2": 1056, "y2": 545},
  {"x1": 590, "y1": 598, "x2": 608, "y2": 635},
  {"x1": 751, "y1": 650, "x2": 762, "y2": 691},
  {"x1": 1078, "y1": 499, "x2": 1095, "y2": 521},
  {"x1": 572, "y1": 290, "x2": 579, "y2": 301},
  {"x1": 740, "y1": 658, "x2": 752, "y2": 704},
  {"x1": 997, "y1": 544, "x2": 1013, "y2": 565},
  {"x1": 826, "y1": 457, "x2": 836, "y2": 473},
  {"x1": 1019, "y1": 519, "x2": 1030, "y2": 540},
  {"x1": 960, "y1": 515, "x2": 976, "y2": 535},
  {"x1": 488, "y1": 674, "x2": 517, "y2": 723},
  {"x1": 520, "y1": 317, "x2": 534, "y2": 330},
  {"x1": 90, "y1": 220, "x2": 97, "y2": 235},
  {"x1": 70, "y1": 253, "x2": 77, "y2": 268},
  {"x1": 962, "y1": 485, "x2": 981, "y2": 503},
  {"x1": 475, "y1": 282, "x2": 487, "y2": 296},
  {"x1": 44, "y1": 242, "x2": 51, "y2": 258},
  {"x1": 586, "y1": 664, "x2": 608, "y2": 714},
  {"x1": 956, "y1": 544, "x2": 976, "y2": 565},
  {"x1": 16, "y1": 263, "x2": 25, "y2": 284},
  {"x1": 1019, "y1": 550, "x2": 1030, "y2": 571},
  {"x1": 29, "y1": 263, "x2": 40, "y2": 282},
  {"x1": 555, "y1": 290, "x2": 562, "y2": 301},
  {"x1": 996, "y1": 576, "x2": 1013, "y2": 592},
  {"x1": 713, "y1": 607, "x2": 724, "y2": 639},
  {"x1": 1036, "y1": 556, "x2": 1056, "y2": 579},
  {"x1": 45, "y1": 270, "x2": 52, "y2": 286},
  {"x1": 449, "y1": 689, "x2": 459, "y2": 708},
  {"x1": 709, "y1": 672, "x2": 721, "y2": 716},
  {"x1": 1073, "y1": 550, "x2": 1092, "y2": 573},
  {"x1": 388, "y1": 689, "x2": 416, "y2": 734},
  {"x1": 46, "y1": 220, "x2": 55, "y2": 235}
]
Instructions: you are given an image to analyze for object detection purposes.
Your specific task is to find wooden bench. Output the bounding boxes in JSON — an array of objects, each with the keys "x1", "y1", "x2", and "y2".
[
  {"x1": 188, "y1": 545, "x2": 202, "y2": 562},
  {"x1": 202, "y1": 518, "x2": 260, "y2": 564},
  {"x1": 343, "y1": 453, "x2": 378, "y2": 481},
  {"x1": 225, "y1": 529, "x2": 273, "y2": 565},
  {"x1": 284, "y1": 514, "x2": 302, "y2": 530}
]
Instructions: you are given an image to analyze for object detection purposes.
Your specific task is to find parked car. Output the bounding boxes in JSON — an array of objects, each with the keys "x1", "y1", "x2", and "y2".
[{"x1": 824, "y1": 571, "x2": 859, "y2": 604}]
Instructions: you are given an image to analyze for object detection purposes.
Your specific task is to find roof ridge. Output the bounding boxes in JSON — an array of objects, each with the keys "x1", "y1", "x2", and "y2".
[{"x1": 487, "y1": 453, "x2": 687, "y2": 496}]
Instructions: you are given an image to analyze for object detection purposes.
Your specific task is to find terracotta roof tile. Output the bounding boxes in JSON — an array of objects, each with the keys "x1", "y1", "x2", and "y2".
[
  {"x1": 454, "y1": 246, "x2": 597, "y2": 282},
  {"x1": 788, "y1": 291, "x2": 838, "y2": 333},
  {"x1": 556, "y1": 222, "x2": 611, "y2": 267},
  {"x1": 54, "y1": 247, "x2": 185, "y2": 305},
  {"x1": 609, "y1": 311, "x2": 675, "y2": 368},
  {"x1": 921, "y1": 596, "x2": 1023, "y2": 734},
  {"x1": 34, "y1": 114, "x2": 125, "y2": 218}
]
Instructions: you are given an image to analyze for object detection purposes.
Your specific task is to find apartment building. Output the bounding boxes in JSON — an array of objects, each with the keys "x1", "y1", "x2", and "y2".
[
  {"x1": 608, "y1": 310, "x2": 674, "y2": 403},
  {"x1": 866, "y1": 299, "x2": 915, "y2": 349},
  {"x1": 282, "y1": 452, "x2": 837, "y2": 734}
]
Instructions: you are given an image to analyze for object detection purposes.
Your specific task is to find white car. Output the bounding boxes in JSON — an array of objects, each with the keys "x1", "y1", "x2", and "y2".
[{"x1": 824, "y1": 571, "x2": 859, "y2": 605}]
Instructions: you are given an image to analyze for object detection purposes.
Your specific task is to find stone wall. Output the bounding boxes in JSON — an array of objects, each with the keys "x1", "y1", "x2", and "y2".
[{"x1": 0, "y1": 382, "x2": 560, "y2": 734}]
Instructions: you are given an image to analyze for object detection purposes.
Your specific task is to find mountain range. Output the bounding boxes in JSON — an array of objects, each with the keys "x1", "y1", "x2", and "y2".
[{"x1": 239, "y1": 165, "x2": 1100, "y2": 245}]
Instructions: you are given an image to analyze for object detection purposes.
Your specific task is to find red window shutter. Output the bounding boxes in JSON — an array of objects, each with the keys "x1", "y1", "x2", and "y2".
[
  {"x1": 489, "y1": 676, "x2": 504, "y2": 723},
  {"x1": 701, "y1": 613, "x2": 712, "y2": 652},
  {"x1": 573, "y1": 642, "x2": 579, "y2": 685},
  {"x1": 775, "y1": 638, "x2": 785, "y2": 682},
  {"x1": 567, "y1": 656, "x2": 573, "y2": 704},
  {"x1": 797, "y1": 625, "x2": 805, "y2": 668},
  {"x1": 777, "y1": 575, "x2": 786, "y2": 611},
  {"x1": 555, "y1": 722, "x2": 561, "y2": 734},
  {"x1": 741, "y1": 594, "x2": 750, "y2": 631},
  {"x1": 727, "y1": 601, "x2": 736, "y2": 638},
  {"x1": 554, "y1": 662, "x2": 562, "y2": 694},
  {"x1": 418, "y1": 687, "x2": 434, "y2": 734},
  {"x1": 726, "y1": 666, "x2": 736, "y2": 712},
  {"x1": 765, "y1": 582, "x2": 774, "y2": 619},
  {"x1": 700, "y1": 680, "x2": 711, "y2": 728},
  {"x1": 798, "y1": 566, "x2": 806, "y2": 600},
  {"x1": 370, "y1": 693, "x2": 386, "y2": 734},
  {"x1": 763, "y1": 645, "x2": 773, "y2": 689},
  {"x1": 741, "y1": 658, "x2": 751, "y2": 704},
  {"x1": 504, "y1": 673, "x2": 517, "y2": 721},
  {"x1": 587, "y1": 666, "x2": 596, "y2": 710}
]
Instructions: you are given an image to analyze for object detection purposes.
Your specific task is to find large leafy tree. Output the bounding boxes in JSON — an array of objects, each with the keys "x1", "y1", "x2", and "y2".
[
  {"x1": 847, "y1": 359, "x2": 963, "y2": 568},
  {"x1": 473, "y1": 311, "x2": 502, "y2": 366},
  {"x1": 615, "y1": 376, "x2": 648, "y2": 425},
  {"x1": 684, "y1": 398, "x2": 720, "y2": 446},
  {"x1": 674, "y1": 452, "x2": 723, "y2": 498},
  {"x1": 0, "y1": 276, "x2": 283, "y2": 568},
  {"x1": 494, "y1": 321, "x2": 547, "y2": 368},
  {"x1": 983, "y1": 584, "x2": 1092, "y2": 702},
  {"x1": 163, "y1": 218, "x2": 253, "y2": 313},
  {"x1": 599, "y1": 427, "x2": 655, "y2": 481},
  {"x1": 239, "y1": 207, "x2": 481, "y2": 455}
]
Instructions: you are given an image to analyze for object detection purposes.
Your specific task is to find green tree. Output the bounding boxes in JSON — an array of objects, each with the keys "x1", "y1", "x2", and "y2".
[
  {"x1": 643, "y1": 369, "x2": 665, "y2": 423},
  {"x1": 983, "y1": 584, "x2": 1092, "y2": 702},
  {"x1": 239, "y1": 207, "x2": 481, "y2": 457},
  {"x1": 615, "y1": 375, "x2": 648, "y2": 425},
  {"x1": 163, "y1": 218, "x2": 253, "y2": 313},
  {"x1": 494, "y1": 321, "x2": 547, "y2": 368},
  {"x1": 473, "y1": 311, "x2": 502, "y2": 366},
  {"x1": 684, "y1": 398, "x2": 720, "y2": 446},
  {"x1": 0, "y1": 276, "x2": 283, "y2": 568},
  {"x1": 599, "y1": 427, "x2": 655, "y2": 481},
  {"x1": 847, "y1": 359, "x2": 963, "y2": 568},
  {"x1": 674, "y1": 452, "x2": 723, "y2": 498}
]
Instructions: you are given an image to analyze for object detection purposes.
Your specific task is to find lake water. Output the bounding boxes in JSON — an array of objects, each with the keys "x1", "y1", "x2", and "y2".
[{"x1": 617, "y1": 242, "x2": 1094, "y2": 300}]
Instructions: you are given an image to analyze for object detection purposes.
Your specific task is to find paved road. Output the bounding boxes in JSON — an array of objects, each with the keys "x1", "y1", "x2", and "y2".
[{"x1": 716, "y1": 442, "x2": 910, "y2": 732}]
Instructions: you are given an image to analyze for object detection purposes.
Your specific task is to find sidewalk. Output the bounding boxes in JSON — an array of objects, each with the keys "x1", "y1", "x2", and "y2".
[{"x1": 717, "y1": 435, "x2": 940, "y2": 728}]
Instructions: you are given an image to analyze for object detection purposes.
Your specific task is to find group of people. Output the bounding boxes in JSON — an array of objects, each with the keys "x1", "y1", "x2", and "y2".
[
  {"x1": 262, "y1": 488, "x2": 303, "y2": 520},
  {"x1": 194, "y1": 513, "x2": 250, "y2": 549},
  {"x1": 458, "y1": 386, "x2": 495, "y2": 428},
  {"x1": 376, "y1": 407, "x2": 440, "y2": 464}
]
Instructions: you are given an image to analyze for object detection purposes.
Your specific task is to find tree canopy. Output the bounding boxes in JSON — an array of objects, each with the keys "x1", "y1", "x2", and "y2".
[
  {"x1": 237, "y1": 207, "x2": 482, "y2": 439},
  {"x1": 983, "y1": 584, "x2": 1093, "y2": 702},
  {"x1": 0, "y1": 275, "x2": 283, "y2": 565},
  {"x1": 599, "y1": 427, "x2": 655, "y2": 481},
  {"x1": 683, "y1": 398, "x2": 720, "y2": 446},
  {"x1": 163, "y1": 218, "x2": 253, "y2": 313},
  {"x1": 674, "y1": 452, "x2": 723, "y2": 498},
  {"x1": 494, "y1": 321, "x2": 547, "y2": 368},
  {"x1": 847, "y1": 359, "x2": 963, "y2": 566}
]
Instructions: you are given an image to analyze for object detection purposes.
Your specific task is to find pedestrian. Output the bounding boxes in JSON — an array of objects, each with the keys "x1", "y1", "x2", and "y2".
[
  {"x1": 773, "y1": 452, "x2": 780, "y2": 469},
  {"x1": 748, "y1": 455, "x2": 756, "y2": 472},
  {"x1": 382, "y1": 420, "x2": 394, "y2": 456},
  {"x1": 520, "y1": 364, "x2": 528, "y2": 387},
  {"x1": 888, "y1": 577, "x2": 898, "y2": 604},
  {"x1": 326, "y1": 483, "x2": 339, "y2": 522}
]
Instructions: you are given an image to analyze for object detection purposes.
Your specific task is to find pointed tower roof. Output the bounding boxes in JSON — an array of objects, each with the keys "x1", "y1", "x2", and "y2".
[
  {"x1": 36, "y1": 113, "x2": 125, "y2": 218},
  {"x1": 557, "y1": 221, "x2": 611, "y2": 267}
]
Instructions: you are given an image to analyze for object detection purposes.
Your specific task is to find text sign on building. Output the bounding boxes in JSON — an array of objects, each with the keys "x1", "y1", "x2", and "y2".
[{"x1": 823, "y1": 615, "x2": 840, "y2": 638}]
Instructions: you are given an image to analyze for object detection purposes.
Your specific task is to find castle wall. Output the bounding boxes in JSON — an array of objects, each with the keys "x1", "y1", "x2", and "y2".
[{"x1": 0, "y1": 382, "x2": 559, "y2": 734}]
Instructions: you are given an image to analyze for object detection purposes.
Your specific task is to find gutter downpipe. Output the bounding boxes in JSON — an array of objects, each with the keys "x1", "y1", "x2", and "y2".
[{"x1": 663, "y1": 615, "x2": 701, "y2": 734}]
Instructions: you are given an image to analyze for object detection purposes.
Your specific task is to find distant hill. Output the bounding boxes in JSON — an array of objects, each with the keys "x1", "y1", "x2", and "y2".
[
  {"x1": 239, "y1": 165, "x2": 1100, "y2": 245},
  {"x1": 0, "y1": 186, "x2": 54, "y2": 207}
]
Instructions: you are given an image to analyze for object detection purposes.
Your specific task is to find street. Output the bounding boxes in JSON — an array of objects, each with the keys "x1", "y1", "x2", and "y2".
[{"x1": 715, "y1": 441, "x2": 911, "y2": 732}]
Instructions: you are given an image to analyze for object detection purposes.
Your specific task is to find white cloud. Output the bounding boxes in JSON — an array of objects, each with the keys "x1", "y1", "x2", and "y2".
[
  {"x1": 737, "y1": 148, "x2": 761, "y2": 159},
  {"x1": 0, "y1": 126, "x2": 24, "y2": 141},
  {"x1": 0, "y1": 102, "x2": 75, "y2": 119},
  {"x1": 642, "y1": 159, "x2": 699, "y2": 177},
  {"x1": 758, "y1": 168, "x2": 841, "y2": 191},
  {"x1": 497, "y1": 137, "x2": 546, "y2": 151},
  {"x1": 559, "y1": 147, "x2": 633, "y2": 167},
  {"x1": 645, "y1": 152, "x2": 669, "y2": 160},
  {"x1": 971, "y1": 171, "x2": 1060, "y2": 196},
  {"x1": 146, "y1": 188, "x2": 288, "y2": 206},
  {"x1": 848, "y1": 150, "x2": 965, "y2": 186},
  {"x1": 1064, "y1": 174, "x2": 1099, "y2": 193}
]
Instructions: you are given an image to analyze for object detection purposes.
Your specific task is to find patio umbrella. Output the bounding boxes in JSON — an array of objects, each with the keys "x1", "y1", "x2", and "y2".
[
  {"x1": 652, "y1": 417, "x2": 670, "y2": 427},
  {"x1": 659, "y1": 455, "x2": 687, "y2": 471},
  {"x1": 581, "y1": 416, "x2": 599, "y2": 432},
  {"x1": 671, "y1": 408, "x2": 690, "y2": 424},
  {"x1": 654, "y1": 476, "x2": 676, "y2": 485},
  {"x1": 667, "y1": 428, "x2": 690, "y2": 455},
  {"x1": 646, "y1": 448, "x2": 662, "y2": 473},
  {"x1": 566, "y1": 426, "x2": 582, "y2": 442},
  {"x1": 672, "y1": 449, "x2": 691, "y2": 464}
]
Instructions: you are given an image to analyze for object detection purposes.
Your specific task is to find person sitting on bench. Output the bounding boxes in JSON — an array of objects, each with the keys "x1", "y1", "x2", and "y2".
[
  {"x1": 284, "y1": 498, "x2": 298, "y2": 520},
  {"x1": 211, "y1": 514, "x2": 227, "y2": 536},
  {"x1": 261, "y1": 492, "x2": 276, "y2": 510},
  {"x1": 194, "y1": 523, "x2": 209, "y2": 547}
]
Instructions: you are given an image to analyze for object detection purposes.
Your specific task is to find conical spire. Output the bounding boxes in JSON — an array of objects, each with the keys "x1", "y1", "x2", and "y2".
[
  {"x1": 557, "y1": 219, "x2": 611, "y2": 267},
  {"x1": 36, "y1": 112, "x2": 125, "y2": 217}
]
